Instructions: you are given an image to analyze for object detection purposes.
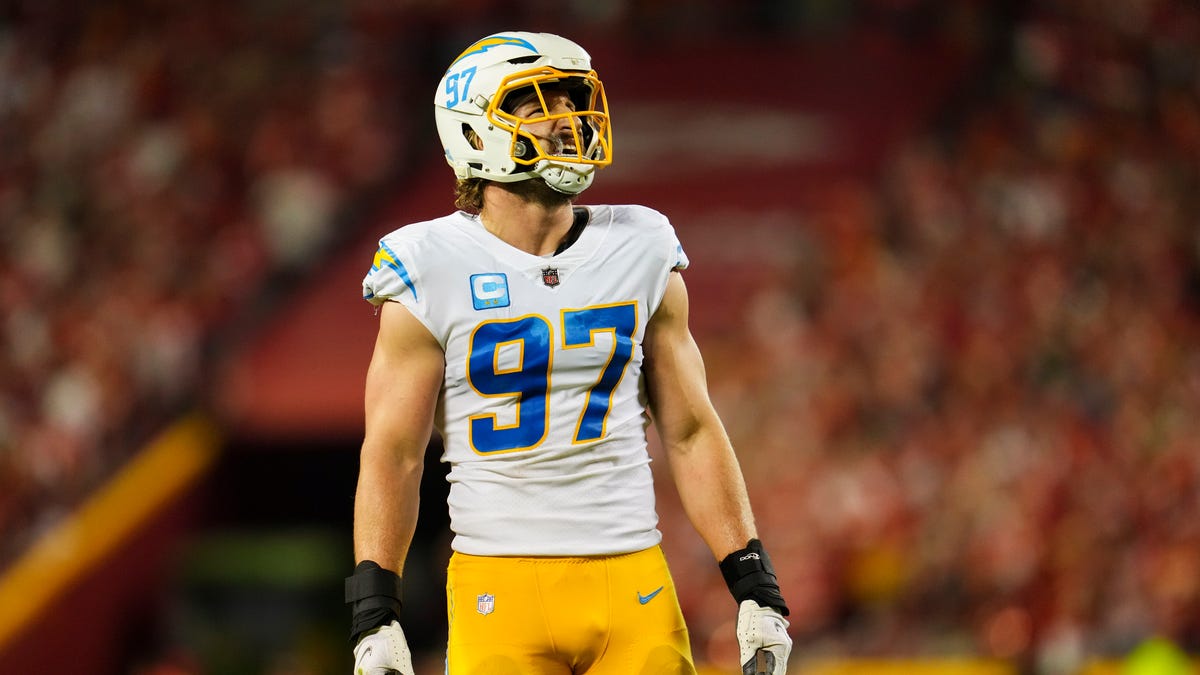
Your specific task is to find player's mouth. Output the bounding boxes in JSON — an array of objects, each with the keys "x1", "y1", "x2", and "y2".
[{"x1": 545, "y1": 135, "x2": 578, "y2": 157}]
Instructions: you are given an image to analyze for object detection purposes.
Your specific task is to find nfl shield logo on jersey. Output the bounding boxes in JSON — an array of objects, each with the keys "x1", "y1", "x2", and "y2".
[
  {"x1": 541, "y1": 267, "x2": 560, "y2": 287},
  {"x1": 477, "y1": 593, "x2": 495, "y2": 616}
]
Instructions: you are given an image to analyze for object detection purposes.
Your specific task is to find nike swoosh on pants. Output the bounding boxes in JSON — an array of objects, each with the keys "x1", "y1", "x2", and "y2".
[{"x1": 638, "y1": 586, "x2": 664, "y2": 604}]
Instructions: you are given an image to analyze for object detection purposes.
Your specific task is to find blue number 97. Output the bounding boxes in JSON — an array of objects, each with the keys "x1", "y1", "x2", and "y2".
[
  {"x1": 467, "y1": 303, "x2": 637, "y2": 453},
  {"x1": 444, "y1": 66, "x2": 477, "y2": 108}
]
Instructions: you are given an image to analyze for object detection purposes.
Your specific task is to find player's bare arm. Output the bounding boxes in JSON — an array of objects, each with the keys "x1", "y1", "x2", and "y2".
[
  {"x1": 645, "y1": 271, "x2": 793, "y2": 674},
  {"x1": 354, "y1": 300, "x2": 443, "y2": 571},
  {"x1": 643, "y1": 271, "x2": 757, "y2": 560},
  {"x1": 346, "y1": 300, "x2": 443, "y2": 675}
]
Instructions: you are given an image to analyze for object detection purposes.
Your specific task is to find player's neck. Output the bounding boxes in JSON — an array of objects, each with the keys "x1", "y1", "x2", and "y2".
[{"x1": 479, "y1": 181, "x2": 576, "y2": 257}]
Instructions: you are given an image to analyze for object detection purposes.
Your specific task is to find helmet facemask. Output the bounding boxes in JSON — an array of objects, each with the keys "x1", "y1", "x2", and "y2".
[{"x1": 488, "y1": 68, "x2": 611, "y2": 181}]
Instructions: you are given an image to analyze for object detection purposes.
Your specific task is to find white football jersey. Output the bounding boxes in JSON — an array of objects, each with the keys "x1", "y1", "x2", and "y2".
[{"x1": 362, "y1": 205, "x2": 690, "y2": 556}]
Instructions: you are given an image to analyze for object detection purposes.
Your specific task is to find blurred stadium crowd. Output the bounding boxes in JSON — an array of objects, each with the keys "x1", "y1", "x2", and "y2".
[
  {"x1": 0, "y1": 0, "x2": 425, "y2": 564},
  {"x1": 656, "y1": 0, "x2": 1200, "y2": 671},
  {"x1": 2, "y1": 1, "x2": 1198, "y2": 674}
]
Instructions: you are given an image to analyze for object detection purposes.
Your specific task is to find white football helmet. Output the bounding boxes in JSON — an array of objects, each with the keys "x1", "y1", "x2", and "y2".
[{"x1": 434, "y1": 32, "x2": 612, "y2": 194}]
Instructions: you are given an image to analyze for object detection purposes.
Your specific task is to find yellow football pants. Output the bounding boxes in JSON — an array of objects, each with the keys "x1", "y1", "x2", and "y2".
[{"x1": 445, "y1": 545, "x2": 697, "y2": 675}]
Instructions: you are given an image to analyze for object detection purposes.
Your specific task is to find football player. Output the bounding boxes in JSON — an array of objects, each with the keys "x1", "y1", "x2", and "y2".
[{"x1": 346, "y1": 31, "x2": 791, "y2": 675}]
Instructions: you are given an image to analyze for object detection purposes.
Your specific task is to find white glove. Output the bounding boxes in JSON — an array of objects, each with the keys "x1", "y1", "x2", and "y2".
[
  {"x1": 352, "y1": 620, "x2": 415, "y2": 675},
  {"x1": 737, "y1": 599, "x2": 792, "y2": 675}
]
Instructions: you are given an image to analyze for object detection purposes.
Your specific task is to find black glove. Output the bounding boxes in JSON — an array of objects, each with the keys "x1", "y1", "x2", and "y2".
[
  {"x1": 719, "y1": 539, "x2": 789, "y2": 616},
  {"x1": 345, "y1": 560, "x2": 403, "y2": 643}
]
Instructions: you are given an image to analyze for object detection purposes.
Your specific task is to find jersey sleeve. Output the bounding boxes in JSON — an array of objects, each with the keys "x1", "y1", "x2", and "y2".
[
  {"x1": 623, "y1": 205, "x2": 690, "y2": 318},
  {"x1": 647, "y1": 206, "x2": 688, "y2": 272},
  {"x1": 670, "y1": 232, "x2": 689, "y2": 272},
  {"x1": 362, "y1": 235, "x2": 420, "y2": 308},
  {"x1": 618, "y1": 203, "x2": 689, "y2": 273}
]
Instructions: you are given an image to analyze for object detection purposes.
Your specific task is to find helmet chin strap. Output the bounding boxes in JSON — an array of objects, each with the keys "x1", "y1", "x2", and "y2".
[
  {"x1": 511, "y1": 132, "x2": 591, "y2": 195},
  {"x1": 537, "y1": 159, "x2": 593, "y2": 194}
]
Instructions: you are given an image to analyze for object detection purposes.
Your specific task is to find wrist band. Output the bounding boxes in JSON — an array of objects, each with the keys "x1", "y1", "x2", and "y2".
[
  {"x1": 345, "y1": 560, "x2": 403, "y2": 641},
  {"x1": 719, "y1": 539, "x2": 790, "y2": 616}
]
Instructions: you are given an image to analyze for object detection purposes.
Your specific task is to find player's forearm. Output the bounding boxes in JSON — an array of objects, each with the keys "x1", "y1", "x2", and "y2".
[
  {"x1": 353, "y1": 444, "x2": 423, "y2": 574},
  {"x1": 669, "y1": 427, "x2": 758, "y2": 561}
]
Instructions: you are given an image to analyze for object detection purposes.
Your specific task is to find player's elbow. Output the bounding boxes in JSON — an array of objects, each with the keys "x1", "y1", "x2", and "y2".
[
  {"x1": 359, "y1": 435, "x2": 426, "y2": 477},
  {"x1": 658, "y1": 413, "x2": 729, "y2": 460}
]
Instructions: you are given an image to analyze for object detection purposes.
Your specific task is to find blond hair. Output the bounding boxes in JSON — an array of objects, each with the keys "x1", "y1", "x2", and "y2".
[{"x1": 454, "y1": 177, "x2": 487, "y2": 212}]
